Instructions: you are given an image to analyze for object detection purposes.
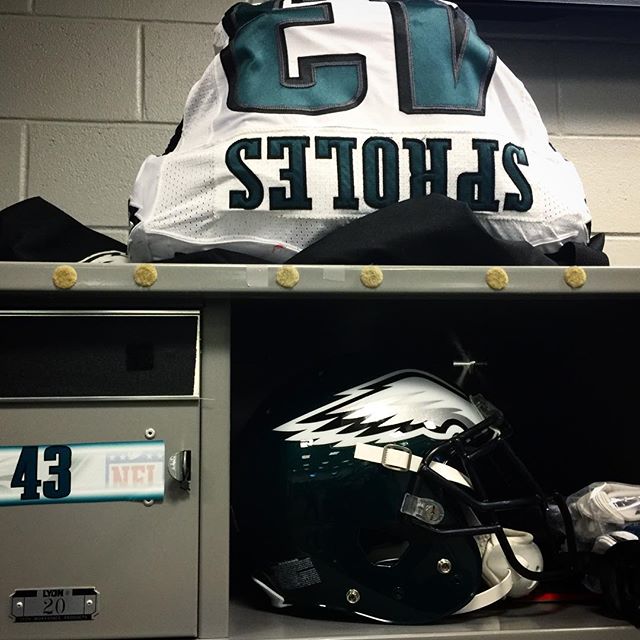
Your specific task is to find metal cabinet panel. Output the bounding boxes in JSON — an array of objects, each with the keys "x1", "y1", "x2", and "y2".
[
  {"x1": 0, "y1": 312, "x2": 201, "y2": 640},
  {"x1": 0, "y1": 402, "x2": 200, "y2": 639}
]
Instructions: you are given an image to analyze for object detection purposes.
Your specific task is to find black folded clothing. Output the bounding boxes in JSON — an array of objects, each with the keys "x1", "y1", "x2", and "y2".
[{"x1": 0, "y1": 197, "x2": 126, "y2": 262}]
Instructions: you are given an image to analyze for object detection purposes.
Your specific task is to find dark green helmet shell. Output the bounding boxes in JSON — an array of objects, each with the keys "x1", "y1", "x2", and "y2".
[{"x1": 234, "y1": 369, "x2": 486, "y2": 623}]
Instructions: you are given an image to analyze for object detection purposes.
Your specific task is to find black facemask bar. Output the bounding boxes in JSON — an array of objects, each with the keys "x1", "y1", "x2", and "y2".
[{"x1": 404, "y1": 396, "x2": 580, "y2": 582}]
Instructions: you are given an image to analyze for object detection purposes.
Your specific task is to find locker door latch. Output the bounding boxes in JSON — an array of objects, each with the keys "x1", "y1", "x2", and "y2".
[{"x1": 168, "y1": 450, "x2": 192, "y2": 491}]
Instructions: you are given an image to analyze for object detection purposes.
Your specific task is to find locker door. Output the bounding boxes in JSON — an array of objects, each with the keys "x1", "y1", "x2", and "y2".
[{"x1": 0, "y1": 312, "x2": 200, "y2": 640}]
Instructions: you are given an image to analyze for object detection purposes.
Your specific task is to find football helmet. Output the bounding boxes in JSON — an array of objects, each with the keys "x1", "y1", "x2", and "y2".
[{"x1": 232, "y1": 368, "x2": 577, "y2": 624}]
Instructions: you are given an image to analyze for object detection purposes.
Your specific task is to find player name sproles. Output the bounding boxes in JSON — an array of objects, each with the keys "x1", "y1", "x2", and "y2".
[{"x1": 224, "y1": 134, "x2": 533, "y2": 214}]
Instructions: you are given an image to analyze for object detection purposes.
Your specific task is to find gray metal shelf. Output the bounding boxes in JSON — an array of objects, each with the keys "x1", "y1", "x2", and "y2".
[
  {"x1": 229, "y1": 599, "x2": 636, "y2": 640},
  {"x1": 0, "y1": 263, "x2": 639, "y2": 297}
]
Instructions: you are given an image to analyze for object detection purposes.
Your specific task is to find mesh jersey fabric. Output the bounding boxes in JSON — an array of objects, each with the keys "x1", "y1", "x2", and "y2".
[
  {"x1": 128, "y1": 0, "x2": 591, "y2": 263},
  {"x1": 159, "y1": 194, "x2": 608, "y2": 266}
]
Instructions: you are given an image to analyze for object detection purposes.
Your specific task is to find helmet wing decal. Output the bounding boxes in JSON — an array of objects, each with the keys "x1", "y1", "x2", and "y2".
[{"x1": 274, "y1": 370, "x2": 483, "y2": 447}]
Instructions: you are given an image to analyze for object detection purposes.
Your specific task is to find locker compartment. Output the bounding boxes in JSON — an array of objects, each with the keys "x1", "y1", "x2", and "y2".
[
  {"x1": 228, "y1": 295, "x2": 640, "y2": 634},
  {"x1": 0, "y1": 312, "x2": 201, "y2": 640}
]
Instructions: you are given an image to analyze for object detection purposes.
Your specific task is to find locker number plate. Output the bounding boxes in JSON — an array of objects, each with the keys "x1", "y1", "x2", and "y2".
[{"x1": 10, "y1": 587, "x2": 99, "y2": 622}]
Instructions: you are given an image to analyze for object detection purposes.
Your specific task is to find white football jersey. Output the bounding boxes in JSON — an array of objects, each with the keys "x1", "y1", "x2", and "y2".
[{"x1": 128, "y1": 0, "x2": 591, "y2": 263}]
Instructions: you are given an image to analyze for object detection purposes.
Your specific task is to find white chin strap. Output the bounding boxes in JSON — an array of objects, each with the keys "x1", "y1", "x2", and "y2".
[{"x1": 353, "y1": 443, "x2": 543, "y2": 615}]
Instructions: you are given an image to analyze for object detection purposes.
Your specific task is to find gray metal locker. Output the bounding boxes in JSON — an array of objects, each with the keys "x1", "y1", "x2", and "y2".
[
  {"x1": 1, "y1": 262, "x2": 639, "y2": 640},
  {"x1": 0, "y1": 311, "x2": 202, "y2": 639}
]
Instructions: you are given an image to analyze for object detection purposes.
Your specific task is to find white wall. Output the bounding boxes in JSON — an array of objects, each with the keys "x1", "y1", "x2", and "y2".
[{"x1": 0, "y1": 0, "x2": 638, "y2": 264}]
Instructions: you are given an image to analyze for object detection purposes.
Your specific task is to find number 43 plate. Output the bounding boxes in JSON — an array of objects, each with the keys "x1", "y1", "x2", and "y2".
[
  {"x1": 11, "y1": 587, "x2": 99, "y2": 622},
  {"x1": 0, "y1": 441, "x2": 165, "y2": 505}
]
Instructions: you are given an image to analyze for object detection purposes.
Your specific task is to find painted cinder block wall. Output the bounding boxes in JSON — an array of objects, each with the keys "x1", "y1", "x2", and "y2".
[{"x1": 1, "y1": 0, "x2": 639, "y2": 264}]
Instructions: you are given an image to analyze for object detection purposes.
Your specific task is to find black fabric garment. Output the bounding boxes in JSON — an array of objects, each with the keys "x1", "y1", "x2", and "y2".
[
  {"x1": 289, "y1": 194, "x2": 609, "y2": 266},
  {"x1": 160, "y1": 195, "x2": 609, "y2": 266},
  {"x1": 546, "y1": 231, "x2": 608, "y2": 267},
  {"x1": 160, "y1": 248, "x2": 266, "y2": 264},
  {"x1": 0, "y1": 197, "x2": 126, "y2": 262},
  {"x1": 163, "y1": 120, "x2": 183, "y2": 155},
  {"x1": 586, "y1": 541, "x2": 640, "y2": 626}
]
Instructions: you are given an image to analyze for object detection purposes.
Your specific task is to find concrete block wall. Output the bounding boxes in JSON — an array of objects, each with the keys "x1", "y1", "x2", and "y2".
[{"x1": 0, "y1": 0, "x2": 638, "y2": 264}]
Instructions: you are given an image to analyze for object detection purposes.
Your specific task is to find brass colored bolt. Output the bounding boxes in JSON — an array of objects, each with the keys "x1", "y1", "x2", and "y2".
[
  {"x1": 360, "y1": 265, "x2": 383, "y2": 289},
  {"x1": 52, "y1": 265, "x2": 78, "y2": 290},
  {"x1": 276, "y1": 265, "x2": 300, "y2": 289},
  {"x1": 564, "y1": 266, "x2": 587, "y2": 289},
  {"x1": 485, "y1": 267, "x2": 508, "y2": 291},
  {"x1": 134, "y1": 264, "x2": 158, "y2": 287}
]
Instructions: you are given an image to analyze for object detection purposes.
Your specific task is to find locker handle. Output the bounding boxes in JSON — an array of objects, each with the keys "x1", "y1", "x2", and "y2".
[{"x1": 168, "y1": 450, "x2": 192, "y2": 491}]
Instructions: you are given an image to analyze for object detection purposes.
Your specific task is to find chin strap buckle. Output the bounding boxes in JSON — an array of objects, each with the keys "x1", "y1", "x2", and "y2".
[
  {"x1": 355, "y1": 442, "x2": 422, "y2": 472},
  {"x1": 380, "y1": 443, "x2": 414, "y2": 472}
]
